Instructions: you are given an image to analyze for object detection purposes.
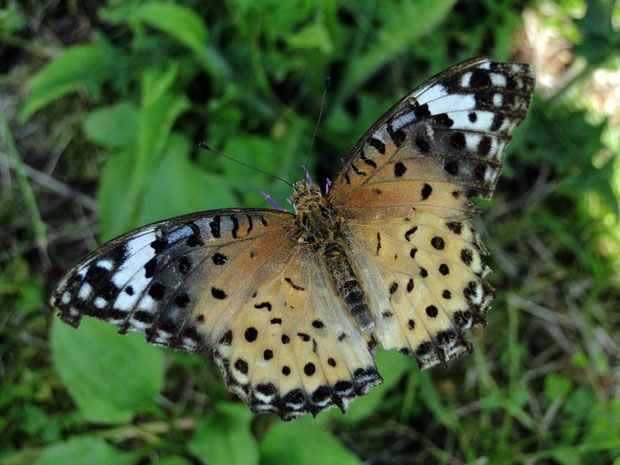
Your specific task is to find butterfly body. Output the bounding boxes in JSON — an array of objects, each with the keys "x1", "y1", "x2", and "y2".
[{"x1": 52, "y1": 57, "x2": 535, "y2": 420}]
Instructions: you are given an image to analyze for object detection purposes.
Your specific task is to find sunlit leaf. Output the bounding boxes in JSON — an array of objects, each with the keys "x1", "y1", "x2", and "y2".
[
  {"x1": 32, "y1": 436, "x2": 137, "y2": 465},
  {"x1": 83, "y1": 102, "x2": 139, "y2": 148},
  {"x1": 138, "y1": 132, "x2": 237, "y2": 225},
  {"x1": 188, "y1": 402, "x2": 258, "y2": 465},
  {"x1": 337, "y1": 0, "x2": 457, "y2": 101},
  {"x1": 22, "y1": 42, "x2": 123, "y2": 121},
  {"x1": 260, "y1": 417, "x2": 362, "y2": 465},
  {"x1": 101, "y1": 2, "x2": 209, "y2": 65}
]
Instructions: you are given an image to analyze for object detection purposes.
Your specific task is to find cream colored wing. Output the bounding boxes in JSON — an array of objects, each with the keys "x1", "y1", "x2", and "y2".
[
  {"x1": 213, "y1": 247, "x2": 380, "y2": 420},
  {"x1": 344, "y1": 211, "x2": 494, "y2": 368}
]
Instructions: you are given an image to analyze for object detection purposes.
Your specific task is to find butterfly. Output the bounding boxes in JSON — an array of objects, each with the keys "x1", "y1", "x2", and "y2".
[{"x1": 52, "y1": 57, "x2": 535, "y2": 420}]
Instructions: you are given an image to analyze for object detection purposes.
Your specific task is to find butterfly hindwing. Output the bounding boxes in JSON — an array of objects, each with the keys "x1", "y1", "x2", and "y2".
[
  {"x1": 344, "y1": 211, "x2": 493, "y2": 368},
  {"x1": 52, "y1": 208, "x2": 295, "y2": 352},
  {"x1": 213, "y1": 248, "x2": 380, "y2": 420},
  {"x1": 329, "y1": 57, "x2": 535, "y2": 221}
]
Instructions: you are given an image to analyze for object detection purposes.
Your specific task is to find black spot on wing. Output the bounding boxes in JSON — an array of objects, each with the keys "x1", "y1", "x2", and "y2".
[{"x1": 368, "y1": 137, "x2": 386, "y2": 154}]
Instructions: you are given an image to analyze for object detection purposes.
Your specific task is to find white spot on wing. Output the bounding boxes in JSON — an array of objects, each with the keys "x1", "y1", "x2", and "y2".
[
  {"x1": 392, "y1": 112, "x2": 416, "y2": 131},
  {"x1": 484, "y1": 168, "x2": 495, "y2": 183},
  {"x1": 165, "y1": 225, "x2": 192, "y2": 243},
  {"x1": 426, "y1": 94, "x2": 476, "y2": 115},
  {"x1": 446, "y1": 110, "x2": 494, "y2": 131},
  {"x1": 94, "y1": 297, "x2": 107, "y2": 309},
  {"x1": 96, "y1": 260, "x2": 113, "y2": 270},
  {"x1": 490, "y1": 73, "x2": 507, "y2": 87},
  {"x1": 372, "y1": 127, "x2": 389, "y2": 144},
  {"x1": 61, "y1": 292, "x2": 70, "y2": 305},
  {"x1": 111, "y1": 231, "x2": 156, "y2": 288},
  {"x1": 465, "y1": 133, "x2": 482, "y2": 150},
  {"x1": 493, "y1": 93, "x2": 503, "y2": 107},
  {"x1": 78, "y1": 283, "x2": 92, "y2": 300},
  {"x1": 137, "y1": 295, "x2": 155, "y2": 312},
  {"x1": 418, "y1": 84, "x2": 448, "y2": 104},
  {"x1": 127, "y1": 319, "x2": 149, "y2": 332},
  {"x1": 460, "y1": 72, "x2": 472, "y2": 87}
]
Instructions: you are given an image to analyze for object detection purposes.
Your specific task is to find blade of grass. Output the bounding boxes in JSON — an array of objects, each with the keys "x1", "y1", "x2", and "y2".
[{"x1": 0, "y1": 116, "x2": 49, "y2": 269}]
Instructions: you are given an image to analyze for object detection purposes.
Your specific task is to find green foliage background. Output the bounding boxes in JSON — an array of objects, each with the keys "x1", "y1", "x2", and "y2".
[{"x1": 1, "y1": 0, "x2": 619, "y2": 464}]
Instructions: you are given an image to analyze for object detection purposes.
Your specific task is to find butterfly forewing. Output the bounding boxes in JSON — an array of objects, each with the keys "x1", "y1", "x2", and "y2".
[
  {"x1": 329, "y1": 57, "x2": 535, "y2": 221},
  {"x1": 52, "y1": 209, "x2": 294, "y2": 351},
  {"x1": 329, "y1": 57, "x2": 533, "y2": 366}
]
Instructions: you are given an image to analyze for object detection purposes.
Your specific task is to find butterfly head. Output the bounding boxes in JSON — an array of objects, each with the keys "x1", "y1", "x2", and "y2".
[{"x1": 289, "y1": 180, "x2": 323, "y2": 213}]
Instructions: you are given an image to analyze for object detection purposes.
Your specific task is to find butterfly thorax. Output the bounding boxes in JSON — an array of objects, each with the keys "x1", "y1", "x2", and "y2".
[
  {"x1": 290, "y1": 181, "x2": 343, "y2": 245},
  {"x1": 289, "y1": 180, "x2": 374, "y2": 332}
]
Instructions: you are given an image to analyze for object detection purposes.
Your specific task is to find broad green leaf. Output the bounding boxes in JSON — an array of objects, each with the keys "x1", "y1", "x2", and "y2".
[
  {"x1": 286, "y1": 19, "x2": 334, "y2": 54},
  {"x1": 99, "y1": 91, "x2": 190, "y2": 238},
  {"x1": 152, "y1": 457, "x2": 193, "y2": 465},
  {"x1": 51, "y1": 318, "x2": 164, "y2": 424},
  {"x1": 132, "y1": 91, "x2": 191, "y2": 195},
  {"x1": 102, "y1": 3, "x2": 208, "y2": 64},
  {"x1": 0, "y1": 7, "x2": 25, "y2": 35},
  {"x1": 338, "y1": 0, "x2": 457, "y2": 101},
  {"x1": 32, "y1": 436, "x2": 137, "y2": 465},
  {"x1": 260, "y1": 417, "x2": 362, "y2": 465},
  {"x1": 188, "y1": 402, "x2": 258, "y2": 465},
  {"x1": 574, "y1": 0, "x2": 619, "y2": 66},
  {"x1": 22, "y1": 43, "x2": 122, "y2": 120},
  {"x1": 138, "y1": 132, "x2": 237, "y2": 225},
  {"x1": 98, "y1": 148, "x2": 134, "y2": 241},
  {"x1": 83, "y1": 102, "x2": 139, "y2": 148},
  {"x1": 141, "y1": 63, "x2": 180, "y2": 108}
]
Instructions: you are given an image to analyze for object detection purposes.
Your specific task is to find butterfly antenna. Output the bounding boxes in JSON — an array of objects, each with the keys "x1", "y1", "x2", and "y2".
[
  {"x1": 198, "y1": 142, "x2": 295, "y2": 189},
  {"x1": 303, "y1": 76, "x2": 331, "y2": 172}
]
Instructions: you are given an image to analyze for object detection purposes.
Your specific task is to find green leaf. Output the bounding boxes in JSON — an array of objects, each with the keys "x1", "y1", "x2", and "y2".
[
  {"x1": 102, "y1": 2, "x2": 208, "y2": 65},
  {"x1": 338, "y1": 0, "x2": 457, "y2": 101},
  {"x1": 83, "y1": 102, "x2": 140, "y2": 148},
  {"x1": 574, "y1": 0, "x2": 619, "y2": 66},
  {"x1": 188, "y1": 402, "x2": 258, "y2": 465},
  {"x1": 0, "y1": 7, "x2": 25, "y2": 36},
  {"x1": 32, "y1": 436, "x2": 137, "y2": 465},
  {"x1": 51, "y1": 318, "x2": 164, "y2": 424},
  {"x1": 260, "y1": 417, "x2": 362, "y2": 465},
  {"x1": 138, "y1": 132, "x2": 237, "y2": 225},
  {"x1": 545, "y1": 374, "x2": 572, "y2": 400},
  {"x1": 152, "y1": 456, "x2": 193, "y2": 465},
  {"x1": 286, "y1": 19, "x2": 334, "y2": 54},
  {"x1": 22, "y1": 43, "x2": 122, "y2": 121},
  {"x1": 97, "y1": 148, "x2": 134, "y2": 241},
  {"x1": 98, "y1": 91, "x2": 190, "y2": 239},
  {"x1": 131, "y1": 91, "x2": 191, "y2": 196},
  {"x1": 141, "y1": 63, "x2": 180, "y2": 108}
]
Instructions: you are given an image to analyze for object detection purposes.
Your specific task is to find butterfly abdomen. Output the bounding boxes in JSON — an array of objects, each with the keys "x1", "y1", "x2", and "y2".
[{"x1": 322, "y1": 242, "x2": 374, "y2": 333}]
